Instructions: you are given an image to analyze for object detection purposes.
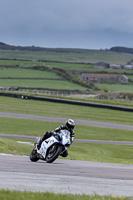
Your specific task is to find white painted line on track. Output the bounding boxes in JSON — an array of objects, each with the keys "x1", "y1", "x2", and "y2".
[{"x1": 17, "y1": 141, "x2": 34, "y2": 145}]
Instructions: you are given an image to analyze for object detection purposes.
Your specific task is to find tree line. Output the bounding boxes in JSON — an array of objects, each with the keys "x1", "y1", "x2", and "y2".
[{"x1": 110, "y1": 46, "x2": 133, "y2": 54}]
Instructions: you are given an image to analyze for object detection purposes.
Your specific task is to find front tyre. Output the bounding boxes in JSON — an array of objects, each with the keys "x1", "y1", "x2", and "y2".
[
  {"x1": 30, "y1": 147, "x2": 39, "y2": 162},
  {"x1": 46, "y1": 145, "x2": 62, "y2": 163}
]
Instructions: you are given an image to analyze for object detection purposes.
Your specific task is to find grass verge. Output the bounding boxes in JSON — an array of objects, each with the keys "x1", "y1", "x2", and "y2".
[
  {"x1": 1, "y1": 117, "x2": 133, "y2": 142},
  {"x1": 1, "y1": 138, "x2": 133, "y2": 164},
  {"x1": 70, "y1": 142, "x2": 133, "y2": 164},
  {"x1": 0, "y1": 96, "x2": 133, "y2": 125},
  {"x1": 0, "y1": 138, "x2": 32, "y2": 156},
  {"x1": 0, "y1": 190, "x2": 129, "y2": 200}
]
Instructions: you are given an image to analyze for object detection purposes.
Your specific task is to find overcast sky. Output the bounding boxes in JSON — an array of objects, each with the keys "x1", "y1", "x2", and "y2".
[{"x1": 1, "y1": 0, "x2": 133, "y2": 49}]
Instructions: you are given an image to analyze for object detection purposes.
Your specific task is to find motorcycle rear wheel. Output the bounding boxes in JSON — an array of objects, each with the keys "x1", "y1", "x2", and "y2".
[
  {"x1": 30, "y1": 147, "x2": 39, "y2": 162},
  {"x1": 46, "y1": 145, "x2": 62, "y2": 163}
]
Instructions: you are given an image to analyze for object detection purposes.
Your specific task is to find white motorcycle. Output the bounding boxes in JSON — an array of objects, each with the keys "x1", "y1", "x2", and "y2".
[{"x1": 30, "y1": 129, "x2": 71, "y2": 163}]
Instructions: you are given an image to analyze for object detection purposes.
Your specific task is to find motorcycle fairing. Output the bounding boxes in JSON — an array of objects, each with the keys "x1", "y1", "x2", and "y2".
[{"x1": 37, "y1": 136, "x2": 58, "y2": 159}]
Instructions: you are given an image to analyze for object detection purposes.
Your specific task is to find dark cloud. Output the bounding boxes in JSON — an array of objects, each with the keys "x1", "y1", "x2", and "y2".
[{"x1": 0, "y1": 0, "x2": 133, "y2": 49}]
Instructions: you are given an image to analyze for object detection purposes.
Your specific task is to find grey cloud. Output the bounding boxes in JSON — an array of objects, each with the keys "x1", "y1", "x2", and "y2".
[{"x1": 1, "y1": 0, "x2": 133, "y2": 48}]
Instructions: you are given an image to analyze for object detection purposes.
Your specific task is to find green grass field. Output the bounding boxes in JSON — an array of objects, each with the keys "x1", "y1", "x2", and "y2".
[
  {"x1": 1, "y1": 60, "x2": 133, "y2": 92},
  {"x1": 0, "y1": 96, "x2": 133, "y2": 125},
  {"x1": 0, "y1": 117, "x2": 133, "y2": 142},
  {"x1": 96, "y1": 83, "x2": 133, "y2": 92},
  {"x1": 0, "y1": 79, "x2": 87, "y2": 90},
  {"x1": 0, "y1": 59, "x2": 94, "y2": 71},
  {"x1": 0, "y1": 67, "x2": 88, "y2": 90},
  {"x1": 0, "y1": 49, "x2": 133, "y2": 64},
  {"x1": 1, "y1": 59, "x2": 133, "y2": 73},
  {"x1": 0, "y1": 59, "x2": 45, "y2": 67},
  {"x1": 0, "y1": 68, "x2": 61, "y2": 78}
]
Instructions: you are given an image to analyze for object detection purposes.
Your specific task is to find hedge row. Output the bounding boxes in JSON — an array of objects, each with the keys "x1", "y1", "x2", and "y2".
[{"x1": 53, "y1": 68, "x2": 101, "y2": 91}]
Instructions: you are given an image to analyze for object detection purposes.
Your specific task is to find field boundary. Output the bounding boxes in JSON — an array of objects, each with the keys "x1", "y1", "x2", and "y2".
[{"x1": 0, "y1": 92, "x2": 133, "y2": 112}]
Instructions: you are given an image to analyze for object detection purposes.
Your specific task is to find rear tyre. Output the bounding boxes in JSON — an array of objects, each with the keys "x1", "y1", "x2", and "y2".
[
  {"x1": 30, "y1": 148, "x2": 39, "y2": 162},
  {"x1": 46, "y1": 145, "x2": 62, "y2": 163}
]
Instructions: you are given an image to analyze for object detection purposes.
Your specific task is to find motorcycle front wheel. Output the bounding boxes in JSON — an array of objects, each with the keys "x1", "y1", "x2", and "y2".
[
  {"x1": 46, "y1": 145, "x2": 62, "y2": 163},
  {"x1": 30, "y1": 147, "x2": 39, "y2": 162}
]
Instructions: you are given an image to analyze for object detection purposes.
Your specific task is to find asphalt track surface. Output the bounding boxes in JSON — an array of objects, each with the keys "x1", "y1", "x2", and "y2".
[
  {"x1": 0, "y1": 112, "x2": 133, "y2": 196},
  {"x1": 1, "y1": 111, "x2": 133, "y2": 131},
  {"x1": 0, "y1": 154, "x2": 133, "y2": 197}
]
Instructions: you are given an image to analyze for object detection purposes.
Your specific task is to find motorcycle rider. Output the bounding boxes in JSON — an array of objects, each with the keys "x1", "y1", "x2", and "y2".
[{"x1": 36, "y1": 119, "x2": 75, "y2": 157}]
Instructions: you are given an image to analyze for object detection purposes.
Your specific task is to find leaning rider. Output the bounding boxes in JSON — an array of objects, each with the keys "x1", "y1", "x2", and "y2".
[{"x1": 36, "y1": 119, "x2": 75, "y2": 157}]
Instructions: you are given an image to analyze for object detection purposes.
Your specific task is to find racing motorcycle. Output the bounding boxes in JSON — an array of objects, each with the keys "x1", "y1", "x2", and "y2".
[{"x1": 30, "y1": 129, "x2": 71, "y2": 163}]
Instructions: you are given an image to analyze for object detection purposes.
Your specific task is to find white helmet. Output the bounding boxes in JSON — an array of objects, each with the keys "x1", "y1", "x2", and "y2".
[{"x1": 65, "y1": 119, "x2": 75, "y2": 131}]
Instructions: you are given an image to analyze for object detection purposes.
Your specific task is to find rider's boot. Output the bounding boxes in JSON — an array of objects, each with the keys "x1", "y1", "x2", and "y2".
[
  {"x1": 34, "y1": 137, "x2": 42, "y2": 150},
  {"x1": 36, "y1": 132, "x2": 52, "y2": 150}
]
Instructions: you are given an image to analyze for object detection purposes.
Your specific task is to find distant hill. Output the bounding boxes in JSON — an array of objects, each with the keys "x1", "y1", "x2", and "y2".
[
  {"x1": 1, "y1": 42, "x2": 133, "y2": 64},
  {"x1": 0, "y1": 42, "x2": 91, "y2": 53},
  {"x1": 1, "y1": 42, "x2": 133, "y2": 55},
  {"x1": 110, "y1": 46, "x2": 133, "y2": 54},
  {"x1": 0, "y1": 42, "x2": 61, "y2": 52}
]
